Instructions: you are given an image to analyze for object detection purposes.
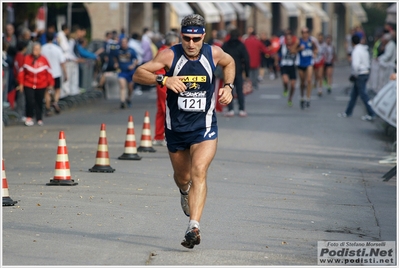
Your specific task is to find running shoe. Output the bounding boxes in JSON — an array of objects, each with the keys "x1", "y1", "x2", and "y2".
[
  {"x1": 37, "y1": 120, "x2": 44, "y2": 126},
  {"x1": 337, "y1": 112, "x2": 348, "y2": 118},
  {"x1": 126, "y1": 99, "x2": 132, "y2": 108},
  {"x1": 283, "y1": 90, "x2": 288, "y2": 97},
  {"x1": 181, "y1": 226, "x2": 201, "y2": 249},
  {"x1": 300, "y1": 100, "x2": 305, "y2": 110},
  {"x1": 120, "y1": 102, "x2": 125, "y2": 109},
  {"x1": 287, "y1": 100, "x2": 293, "y2": 107},
  {"x1": 180, "y1": 189, "x2": 190, "y2": 217}
]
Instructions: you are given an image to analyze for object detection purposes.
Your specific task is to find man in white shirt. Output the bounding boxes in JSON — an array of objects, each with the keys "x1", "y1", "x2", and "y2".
[
  {"x1": 128, "y1": 32, "x2": 143, "y2": 65},
  {"x1": 41, "y1": 32, "x2": 67, "y2": 116},
  {"x1": 338, "y1": 34, "x2": 375, "y2": 121}
]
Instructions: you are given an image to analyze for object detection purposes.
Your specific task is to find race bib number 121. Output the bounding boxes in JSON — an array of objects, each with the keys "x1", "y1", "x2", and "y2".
[{"x1": 178, "y1": 91, "x2": 206, "y2": 112}]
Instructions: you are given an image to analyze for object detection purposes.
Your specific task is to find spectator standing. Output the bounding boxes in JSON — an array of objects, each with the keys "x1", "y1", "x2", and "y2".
[
  {"x1": 242, "y1": 26, "x2": 254, "y2": 41},
  {"x1": 17, "y1": 42, "x2": 54, "y2": 126},
  {"x1": 212, "y1": 30, "x2": 226, "y2": 113},
  {"x1": 222, "y1": 29, "x2": 250, "y2": 117},
  {"x1": 128, "y1": 33, "x2": 144, "y2": 65},
  {"x1": 377, "y1": 33, "x2": 396, "y2": 92},
  {"x1": 323, "y1": 35, "x2": 335, "y2": 94},
  {"x1": 141, "y1": 28, "x2": 154, "y2": 65},
  {"x1": 41, "y1": 32, "x2": 67, "y2": 116},
  {"x1": 119, "y1": 27, "x2": 126, "y2": 41},
  {"x1": 59, "y1": 25, "x2": 81, "y2": 97},
  {"x1": 275, "y1": 33, "x2": 298, "y2": 107},
  {"x1": 3, "y1": 23, "x2": 17, "y2": 50},
  {"x1": 2, "y1": 42, "x2": 13, "y2": 107},
  {"x1": 72, "y1": 26, "x2": 99, "y2": 93},
  {"x1": 297, "y1": 27, "x2": 317, "y2": 109},
  {"x1": 139, "y1": 28, "x2": 155, "y2": 93},
  {"x1": 57, "y1": 24, "x2": 70, "y2": 55},
  {"x1": 13, "y1": 40, "x2": 28, "y2": 119},
  {"x1": 368, "y1": 32, "x2": 383, "y2": 93},
  {"x1": 153, "y1": 32, "x2": 180, "y2": 146},
  {"x1": 40, "y1": 24, "x2": 57, "y2": 45},
  {"x1": 114, "y1": 37, "x2": 138, "y2": 109},
  {"x1": 345, "y1": 28, "x2": 355, "y2": 62},
  {"x1": 19, "y1": 28, "x2": 33, "y2": 55},
  {"x1": 244, "y1": 31, "x2": 270, "y2": 90},
  {"x1": 338, "y1": 35, "x2": 375, "y2": 121}
]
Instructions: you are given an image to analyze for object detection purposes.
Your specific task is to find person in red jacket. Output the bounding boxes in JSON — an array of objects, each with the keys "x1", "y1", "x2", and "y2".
[
  {"x1": 244, "y1": 31, "x2": 271, "y2": 90},
  {"x1": 152, "y1": 32, "x2": 180, "y2": 146},
  {"x1": 17, "y1": 42, "x2": 54, "y2": 126}
]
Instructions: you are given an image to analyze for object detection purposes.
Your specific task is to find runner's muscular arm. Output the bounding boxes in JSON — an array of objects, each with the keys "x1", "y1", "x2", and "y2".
[
  {"x1": 133, "y1": 49, "x2": 187, "y2": 93},
  {"x1": 212, "y1": 46, "x2": 235, "y2": 105}
]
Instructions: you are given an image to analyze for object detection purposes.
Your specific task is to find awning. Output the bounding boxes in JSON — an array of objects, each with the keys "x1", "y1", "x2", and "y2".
[
  {"x1": 386, "y1": 3, "x2": 396, "y2": 24},
  {"x1": 213, "y1": 2, "x2": 237, "y2": 22},
  {"x1": 169, "y1": 2, "x2": 194, "y2": 24},
  {"x1": 345, "y1": 3, "x2": 368, "y2": 23},
  {"x1": 281, "y1": 2, "x2": 299, "y2": 17},
  {"x1": 231, "y1": 2, "x2": 246, "y2": 21},
  {"x1": 194, "y1": 2, "x2": 221, "y2": 24},
  {"x1": 310, "y1": 3, "x2": 330, "y2": 22},
  {"x1": 253, "y1": 2, "x2": 272, "y2": 19},
  {"x1": 296, "y1": 2, "x2": 315, "y2": 18}
]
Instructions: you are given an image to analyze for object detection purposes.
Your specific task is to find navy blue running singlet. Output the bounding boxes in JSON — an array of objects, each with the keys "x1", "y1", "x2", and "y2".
[{"x1": 165, "y1": 43, "x2": 217, "y2": 134}]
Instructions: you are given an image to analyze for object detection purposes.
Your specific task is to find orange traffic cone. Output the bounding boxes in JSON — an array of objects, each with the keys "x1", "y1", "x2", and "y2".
[
  {"x1": 2, "y1": 159, "x2": 18, "y2": 206},
  {"x1": 47, "y1": 131, "x2": 78, "y2": 186},
  {"x1": 137, "y1": 111, "x2": 156, "y2": 153},
  {"x1": 118, "y1": 115, "x2": 142, "y2": 160},
  {"x1": 89, "y1": 123, "x2": 115, "y2": 172}
]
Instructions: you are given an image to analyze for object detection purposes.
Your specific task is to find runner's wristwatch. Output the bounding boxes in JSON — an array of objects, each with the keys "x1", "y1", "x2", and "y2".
[
  {"x1": 156, "y1": 74, "x2": 165, "y2": 86},
  {"x1": 224, "y1": 83, "x2": 235, "y2": 90}
]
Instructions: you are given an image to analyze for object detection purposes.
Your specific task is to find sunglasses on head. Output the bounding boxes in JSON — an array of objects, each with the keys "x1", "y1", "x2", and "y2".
[{"x1": 182, "y1": 35, "x2": 203, "y2": 43}]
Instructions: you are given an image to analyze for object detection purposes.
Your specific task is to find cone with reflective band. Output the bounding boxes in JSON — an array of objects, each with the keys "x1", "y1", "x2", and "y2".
[
  {"x1": 2, "y1": 159, "x2": 18, "y2": 206},
  {"x1": 119, "y1": 115, "x2": 142, "y2": 160},
  {"x1": 137, "y1": 111, "x2": 156, "y2": 152},
  {"x1": 47, "y1": 131, "x2": 78, "y2": 186},
  {"x1": 89, "y1": 123, "x2": 115, "y2": 172}
]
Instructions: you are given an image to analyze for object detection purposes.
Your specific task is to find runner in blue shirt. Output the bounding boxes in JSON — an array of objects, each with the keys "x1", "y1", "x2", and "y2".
[
  {"x1": 114, "y1": 37, "x2": 137, "y2": 108},
  {"x1": 133, "y1": 14, "x2": 235, "y2": 249},
  {"x1": 297, "y1": 27, "x2": 317, "y2": 109}
]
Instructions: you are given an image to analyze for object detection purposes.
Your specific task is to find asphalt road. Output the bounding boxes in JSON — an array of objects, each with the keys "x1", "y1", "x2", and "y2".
[{"x1": 2, "y1": 61, "x2": 396, "y2": 267}]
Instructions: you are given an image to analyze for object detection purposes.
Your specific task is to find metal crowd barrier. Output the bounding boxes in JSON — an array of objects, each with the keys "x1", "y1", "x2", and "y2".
[{"x1": 2, "y1": 66, "x2": 20, "y2": 126}]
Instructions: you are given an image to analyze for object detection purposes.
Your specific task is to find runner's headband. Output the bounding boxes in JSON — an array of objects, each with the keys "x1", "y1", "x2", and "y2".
[{"x1": 181, "y1": 26, "x2": 205, "y2": 34}]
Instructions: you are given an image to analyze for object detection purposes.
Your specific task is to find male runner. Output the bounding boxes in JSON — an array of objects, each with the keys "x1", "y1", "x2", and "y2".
[
  {"x1": 133, "y1": 14, "x2": 235, "y2": 249},
  {"x1": 297, "y1": 27, "x2": 317, "y2": 109},
  {"x1": 114, "y1": 37, "x2": 138, "y2": 108}
]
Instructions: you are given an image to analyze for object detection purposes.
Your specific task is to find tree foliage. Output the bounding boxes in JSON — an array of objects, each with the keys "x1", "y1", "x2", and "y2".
[{"x1": 361, "y1": 3, "x2": 393, "y2": 37}]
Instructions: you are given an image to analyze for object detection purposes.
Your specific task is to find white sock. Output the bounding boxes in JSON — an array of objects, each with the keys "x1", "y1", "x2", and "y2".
[{"x1": 188, "y1": 220, "x2": 200, "y2": 230}]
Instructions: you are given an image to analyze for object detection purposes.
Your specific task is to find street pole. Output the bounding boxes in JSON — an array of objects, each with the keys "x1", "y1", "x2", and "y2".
[
  {"x1": 67, "y1": 3, "x2": 72, "y2": 30},
  {"x1": 44, "y1": 3, "x2": 47, "y2": 29}
]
